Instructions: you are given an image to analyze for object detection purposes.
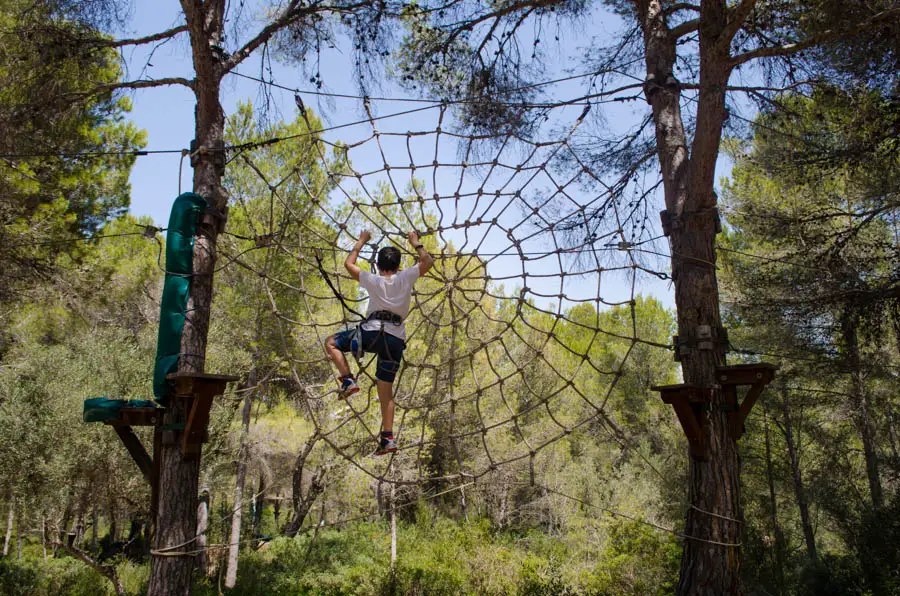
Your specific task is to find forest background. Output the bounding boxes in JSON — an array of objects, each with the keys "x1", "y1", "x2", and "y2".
[{"x1": 0, "y1": 0, "x2": 898, "y2": 595}]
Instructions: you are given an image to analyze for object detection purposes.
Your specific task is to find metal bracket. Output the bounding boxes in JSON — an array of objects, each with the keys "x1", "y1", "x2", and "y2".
[
  {"x1": 189, "y1": 139, "x2": 227, "y2": 173},
  {"x1": 660, "y1": 208, "x2": 721, "y2": 237},
  {"x1": 673, "y1": 326, "x2": 729, "y2": 361}
]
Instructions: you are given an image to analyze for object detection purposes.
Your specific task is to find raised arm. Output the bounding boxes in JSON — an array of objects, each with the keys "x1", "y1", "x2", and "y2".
[
  {"x1": 408, "y1": 231, "x2": 434, "y2": 276},
  {"x1": 344, "y1": 230, "x2": 371, "y2": 281}
]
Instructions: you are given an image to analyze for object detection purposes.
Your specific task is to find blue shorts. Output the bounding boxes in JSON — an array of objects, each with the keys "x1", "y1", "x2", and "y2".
[{"x1": 333, "y1": 328, "x2": 406, "y2": 383}]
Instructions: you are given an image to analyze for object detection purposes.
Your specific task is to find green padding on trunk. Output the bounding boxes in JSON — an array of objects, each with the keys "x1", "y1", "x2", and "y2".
[
  {"x1": 153, "y1": 192, "x2": 208, "y2": 403},
  {"x1": 83, "y1": 398, "x2": 156, "y2": 423}
]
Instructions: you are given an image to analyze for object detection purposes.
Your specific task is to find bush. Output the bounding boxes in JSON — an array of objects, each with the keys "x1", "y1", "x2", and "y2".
[
  {"x1": 796, "y1": 554, "x2": 865, "y2": 596},
  {"x1": 582, "y1": 519, "x2": 680, "y2": 596},
  {"x1": 0, "y1": 556, "x2": 116, "y2": 596}
]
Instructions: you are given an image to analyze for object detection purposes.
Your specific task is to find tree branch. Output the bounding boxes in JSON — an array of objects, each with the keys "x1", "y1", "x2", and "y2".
[
  {"x1": 721, "y1": 0, "x2": 757, "y2": 46},
  {"x1": 670, "y1": 18, "x2": 699, "y2": 39},
  {"x1": 97, "y1": 25, "x2": 188, "y2": 49},
  {"x1": 731, "y1": 6, "x2": 900, "y2": 67},
  {"x1": 52, "y1": 541, "x2": 125, "y2": 596},
  {"x1": 665, "y1": 3, "x2": 700, "y2": 16},
  {"x1": 223, "y1": 0, "x2": 308, "y2": 72},
  {"x1": 73, "y1": 77, "x2": 195, "y2": 98}
]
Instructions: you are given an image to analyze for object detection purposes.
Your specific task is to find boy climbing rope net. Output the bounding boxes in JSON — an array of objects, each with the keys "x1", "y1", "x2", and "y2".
[{"x1": 324, "y1": 230, "x2": 434, "y2": 455}]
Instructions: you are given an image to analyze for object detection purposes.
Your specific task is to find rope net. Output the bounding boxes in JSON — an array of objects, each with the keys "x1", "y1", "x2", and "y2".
[{"x1": 214, "y1": 92, "x2": 673, "y2": 493}]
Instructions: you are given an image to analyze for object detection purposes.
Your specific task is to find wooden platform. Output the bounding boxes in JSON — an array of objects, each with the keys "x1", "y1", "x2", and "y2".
[
  {"x1": 166, "y1": 372, "x2": 239, "y2": 459},
  {"x1": 652, "y1": 383, "x2": 708, "y2": 460},
  {"x1": 98, "y1": 372, "x2": 239, "y2": 516},
  {"x1": 653, "y1": 363, "x2": 776, "y2": 459},
  {"x1": 717, "y1": 363, "x2": 777, "y2": 439}
]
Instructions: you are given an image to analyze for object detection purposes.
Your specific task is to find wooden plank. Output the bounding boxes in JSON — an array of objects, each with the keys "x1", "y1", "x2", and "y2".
[
  {"x1": 653, "y1": 384, "x2": 704, "y2": 404},
  {"x1": 717, "y1": 363, "x2": 777, "y2": 386},
  {"x1": 106, "y1": 407, "x2": 161, "y2": 427},
  {"x1": 151, "y1": 423, "x2": 162, "y2": 525},
  {"x1": 114, "y1": 426, "x2": 153, "y2": 483}
]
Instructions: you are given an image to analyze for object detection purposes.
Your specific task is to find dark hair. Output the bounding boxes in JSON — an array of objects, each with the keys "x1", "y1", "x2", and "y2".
[{"x1": 377, "y1": 246, "x2": 401, "y2": 272}]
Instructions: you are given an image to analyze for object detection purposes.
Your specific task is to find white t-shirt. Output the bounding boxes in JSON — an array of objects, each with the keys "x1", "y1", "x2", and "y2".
[{"x1": 359, "y1": 265, "x2": 420, "y2": 341}]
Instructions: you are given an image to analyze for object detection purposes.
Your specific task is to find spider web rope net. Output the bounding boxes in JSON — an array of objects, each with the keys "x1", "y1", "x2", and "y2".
[{"x1": 216, "y1": 92, "x2": 674, "y2": 493}]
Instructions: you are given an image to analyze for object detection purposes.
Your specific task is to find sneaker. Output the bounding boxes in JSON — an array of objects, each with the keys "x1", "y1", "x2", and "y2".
[
  {"x1": 338, "y1": 376, "x2": 359, "y2": 399},
  {"x1": 374, "y1": 435, "x2": 397, "y2": 456}
]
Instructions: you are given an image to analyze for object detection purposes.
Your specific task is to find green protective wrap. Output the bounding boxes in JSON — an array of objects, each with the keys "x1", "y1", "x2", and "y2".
[
  {"x1": 153, "y1": 192, "x2": 208, "y2": 403},
  {"x1": 83, "y1": 398, "x2": 156, "y2": 423}
]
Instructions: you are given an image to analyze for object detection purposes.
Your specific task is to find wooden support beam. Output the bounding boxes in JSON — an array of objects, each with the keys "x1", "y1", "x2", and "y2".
[
  {"x1": 112, "y1": 426, "x2": 153, "y2": 483},
  {"x1": 717, "y1": 363, "x2": 777, "y2": 439},
  {"x1": 652, "y1": 383, "x2": 709, "y2": 460},
  {"x1": 166, "y1": 373, "x2": 238, "y2": 460},
  {"x1": 150, "y1": 423, "x2": 162, "y2": 528},
  {"x1": 108, "y1": 407, "x2": 161, "y2": 427},
  {"x1": 716, "y1": 362, "x2": 777, "y2": 386}
]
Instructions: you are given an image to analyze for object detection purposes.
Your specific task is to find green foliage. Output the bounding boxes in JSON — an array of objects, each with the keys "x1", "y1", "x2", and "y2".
[
  {"x1": 721, "y1": 84, "x2": 900, "y2": 596},
  {"x1": 583, "y1": 520, "x2": 679, "y2": 596},
  {"x1": 189, "y1": 515, "x2": 679, "y2": 596},
  {"x1": 0, "y1": 0, "x2": 145, "y2": 299},
  {"x1": 0, "y1": 556, "x2": 117, "y2": 596},
  {"x1": 796, "y1": 554, "x2": 865, "y2": 596}
]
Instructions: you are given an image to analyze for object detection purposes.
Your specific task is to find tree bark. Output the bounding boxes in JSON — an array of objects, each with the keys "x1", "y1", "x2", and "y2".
[
  {"x1": 390, "y1": 465, "x2": 397, "y2": 569},
  {"x1": 252, "y1": 472, "x2": 266, "y2": 542},
  {"x1": 15, "y1": 502, "x2": 21, "y2": 560},
  {"x1": 108, "y1": 499, "x2": 118, "y2": 543},
  {"x1": 635, "y1": 1, "x2": 743, "y2": 593},
  {"x1": 196, "y1": 490, "x2": 210, "y2": 576},
  {"x1": 780, "y1": 389, "x2": 817, "y2": 563},
  {"x1": 225, "y1": 373, "x2": 255, "y2": 589},
  {"x1": 273, "y1": 492, "x2": 281, "y2": 533},
  {"x1": 147, "y1": 1, "x2": 228, "y2": 594},
  {"x1": 91, "y1": 503, "x2": 99, "y2": 555},
  {"x1": 3, "y1": 493, "x2": 13, "y2": 557},
  {"x1": 842, "y1": 313, "x2": 883, "y2": 511},
  {"x1": 41, "y1": 514, "x2": 47, "y2": 559},
  {"x1": 285, "y1": 435, "x2": 327, "y2": 537},
  {"x1": 763, "y1": 403, "x2": 786, "y2": 594}
]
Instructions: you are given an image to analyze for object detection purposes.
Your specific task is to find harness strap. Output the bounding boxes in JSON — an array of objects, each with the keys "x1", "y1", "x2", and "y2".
[{"x1": 368, "y1": 310, "x2": 403, "y2": 325}]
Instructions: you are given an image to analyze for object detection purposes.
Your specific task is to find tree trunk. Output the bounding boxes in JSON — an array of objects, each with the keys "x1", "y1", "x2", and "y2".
[
  {"x1": 196, "y1": 490, "x2": 209, "y2": 576},
  {"x1": 842, "y1": 314, "x2": 883, "y2": 511},
  {"x1": 147, "y1": 2, "x2": 228, "y2": 594},
  {"x1": 763, "y1": 403, "x2": 786, "y2": 594},
  {"x1": 390, "y1": 465, "x2": 397, "y2": 569},
  {"x1": 636, "y1": 1, "x2": 743, "y2": 593},
  {"x1": 15, "y1": 502, "x2": 21, "y2": 560},
  {"x1": 886, "y1": 404, "x2": 899, "y2": 466},
  {"x1": 273, "y1": 492, "x2": 281, "y2": 533},
  {"x1": 252, "y1": 472, "x2": 266, "y2": 542},
  {"x1": 285, "y1": 434, "x2": 328, "y2": 537},
  {"x1": 108, "y1": 499, "x2": 118, "y2": 543},
  {"x1": 74, "y1": 512, "x2": 85, "y2": 550},
  {"x1": 225, "y1": 375, "x2": 255, "y2": 589},
  {"x1": 91, "y1": 504, "x2": 99, "y2": 555},
  {"x1": 780, "y1": 389, "x2": 817, "y2": 563},
  {"x1": 3, "y1": 494, "x2": 13, "y2": 557}
]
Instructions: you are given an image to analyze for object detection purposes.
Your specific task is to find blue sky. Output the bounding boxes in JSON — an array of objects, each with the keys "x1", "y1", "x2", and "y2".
[{"x1": 118, "y1": 2, "x2": 728, "y2": 312}]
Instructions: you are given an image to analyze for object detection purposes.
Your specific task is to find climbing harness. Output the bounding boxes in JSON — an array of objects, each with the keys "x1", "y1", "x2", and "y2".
[{"x1": 312, "y1": 247, "x2": 404, "y2": 368}]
